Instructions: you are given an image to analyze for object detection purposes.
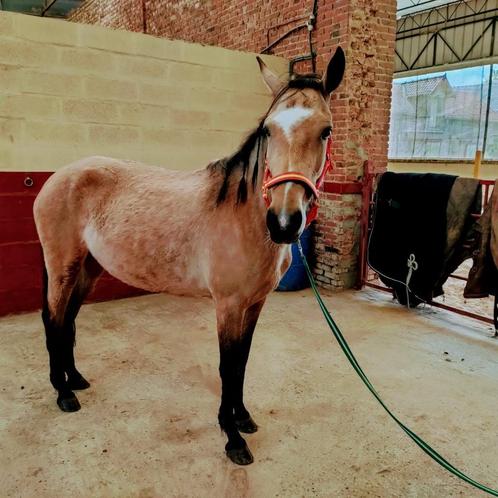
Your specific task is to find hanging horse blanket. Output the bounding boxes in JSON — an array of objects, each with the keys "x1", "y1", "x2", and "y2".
[
  {"x1": 434, "y1": 176, "x2": 483, "y2": 296},
  {"x1": 368, "y1": 172, "x2": 481, "y2": 307},
  {"x1": 464, "y1": 180, "x2": 498, "y2": 299}
]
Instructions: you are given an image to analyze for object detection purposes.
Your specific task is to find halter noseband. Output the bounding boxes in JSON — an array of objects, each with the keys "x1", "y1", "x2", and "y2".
[{"x1": 261, "y1": 136, "x2": 332, "y2": 227}]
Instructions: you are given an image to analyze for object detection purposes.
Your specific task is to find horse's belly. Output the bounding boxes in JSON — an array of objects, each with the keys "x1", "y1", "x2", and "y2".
[{"x1": 83, "y1": 226, "x2": 210, "y2": 297}]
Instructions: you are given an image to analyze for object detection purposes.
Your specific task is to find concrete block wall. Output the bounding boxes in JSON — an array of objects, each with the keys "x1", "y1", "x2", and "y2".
[
  {"x1": 68, "y1": 0, "x2": 398, "y2": 289},
  {"x1": 0, "y1": 11, "x2": 287, "y2": 173}
]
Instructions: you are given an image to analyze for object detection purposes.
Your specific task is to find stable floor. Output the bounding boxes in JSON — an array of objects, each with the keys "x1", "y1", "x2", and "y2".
[{"x1": 1, "y1": 289, "x2": 498, "y2": 498}]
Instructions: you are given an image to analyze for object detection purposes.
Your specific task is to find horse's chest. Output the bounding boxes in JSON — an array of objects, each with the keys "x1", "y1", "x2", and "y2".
[
  {"x1": 253, "y1": 246, "x2": 292, "y2": 299},
  {"x1": 275, "y1": 246, "x2": 292, "y2": 285},
  {"x1": 278, "y1": 246, "x2": 292, "y2": 276},
  {"x1": 209, "y1": 243, "x2": 291, "y2": 301}
]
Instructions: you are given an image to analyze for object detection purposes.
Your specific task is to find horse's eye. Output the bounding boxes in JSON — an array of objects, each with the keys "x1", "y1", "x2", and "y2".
[{"x1": 321, "y1": 127, "x2": 332, "y2": 140}]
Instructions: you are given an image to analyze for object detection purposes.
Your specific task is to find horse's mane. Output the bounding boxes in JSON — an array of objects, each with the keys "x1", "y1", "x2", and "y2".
[{"x1": 212, "y1": 73, "x2": 324, "y2": 205}]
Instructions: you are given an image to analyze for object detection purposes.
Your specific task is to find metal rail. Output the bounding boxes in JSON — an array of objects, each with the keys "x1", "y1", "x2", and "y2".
[{"x1": 365, "y1": 281, "x2": 495, "y2": 326}]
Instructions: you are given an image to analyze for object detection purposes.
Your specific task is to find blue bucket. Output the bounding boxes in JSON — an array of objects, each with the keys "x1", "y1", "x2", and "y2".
[{"x1": 276, "y1": 227, "x2": 313, "y2": 291}]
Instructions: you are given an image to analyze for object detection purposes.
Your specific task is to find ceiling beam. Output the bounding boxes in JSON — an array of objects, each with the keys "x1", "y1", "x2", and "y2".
[{"x1": 41, "y1": 0, "x2": 59, "y2": 17}]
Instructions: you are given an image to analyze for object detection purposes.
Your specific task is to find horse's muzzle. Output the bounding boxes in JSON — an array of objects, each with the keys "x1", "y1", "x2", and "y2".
[{"x1": 266, "y1": 208, "x2": 303, "y2": 244}]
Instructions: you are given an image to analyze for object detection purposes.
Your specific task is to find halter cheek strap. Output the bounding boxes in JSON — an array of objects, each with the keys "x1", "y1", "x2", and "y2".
[{"x1": 262, "y1": 137, "x2": 332, "y2": 226}]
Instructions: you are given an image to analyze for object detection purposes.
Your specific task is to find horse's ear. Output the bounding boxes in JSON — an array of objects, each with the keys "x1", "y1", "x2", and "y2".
[
  {"x1": 322, "y1": 47, "x2": 346, "y2": 96},
  {"x1": 256, "y1": 56, "x2": 283, "y2": 96}
]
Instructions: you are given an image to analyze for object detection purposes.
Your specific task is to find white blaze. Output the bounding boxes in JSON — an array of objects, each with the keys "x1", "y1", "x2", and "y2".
[
  {"x1": 268, "y1": 106, "x2": 313, "y2": 234},
  {"x1": 269, "y1": 107, "x2": 313, "y2": 141}
]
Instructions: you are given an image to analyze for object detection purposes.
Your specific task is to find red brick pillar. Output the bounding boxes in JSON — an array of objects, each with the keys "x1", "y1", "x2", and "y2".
[{"x1": 312, "y1": 0, "x2": 397, "y2": 288}]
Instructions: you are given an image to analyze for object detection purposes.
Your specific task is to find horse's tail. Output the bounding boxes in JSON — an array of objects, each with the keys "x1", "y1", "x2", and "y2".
[{"x1": 41, "y1": 249, "x2": 49, "y2": 325}]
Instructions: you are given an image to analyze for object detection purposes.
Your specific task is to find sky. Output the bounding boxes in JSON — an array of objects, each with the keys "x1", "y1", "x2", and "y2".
[{"x1": 396, "y1": 65, "x2": 494, "y2": 87}]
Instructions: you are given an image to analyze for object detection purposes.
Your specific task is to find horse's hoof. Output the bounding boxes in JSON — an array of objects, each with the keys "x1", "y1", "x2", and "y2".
[
  {"x1": 57, "y1": 392, "x2": 81, "y2": 412},
  {"x1": 226, "y1": 443, "x2": 254, "y2": 465},
  {"x1": 235, "y1": 416, "x2": 258, "y2": 434},
  {"x1": 67, "y1": 375, "x2": 90, "y2": 390}
]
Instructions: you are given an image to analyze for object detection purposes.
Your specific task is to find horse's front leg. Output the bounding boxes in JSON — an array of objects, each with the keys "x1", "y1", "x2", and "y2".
[
  {"x1": 233, "y1": 299, "x2": 266, "y2": 434},
  {"x1": 216, "y1": 303, "x2": 253, "y2": 465}
]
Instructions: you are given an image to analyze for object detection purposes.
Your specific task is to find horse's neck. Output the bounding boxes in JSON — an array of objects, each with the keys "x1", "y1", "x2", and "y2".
[{"x1": 212, "y1": 142, "x2": 287, "y2": 273}]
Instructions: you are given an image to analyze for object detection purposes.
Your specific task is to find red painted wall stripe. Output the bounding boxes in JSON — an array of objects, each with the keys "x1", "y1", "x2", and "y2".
[
  {"x1": 0, "y1": 172, "x2": 52, "y2": 193},
  {"x1": 323, "y1": 181, "x2": 362, "y2": 195},
  {"x1": 0, "y1": 172, "x2": 146, "y2": 317},
  {"x1": 0, "y1": 219, "x2": 39, "y2": 244}
]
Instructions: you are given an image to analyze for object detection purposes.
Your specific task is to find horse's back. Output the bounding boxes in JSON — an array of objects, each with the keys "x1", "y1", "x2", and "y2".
[
  {"x1": 35, "y1": 155, "x2": 210, "y2": 222},
  {"x1": 38, "y1": 155, "x2": 204, "y2": 196}
]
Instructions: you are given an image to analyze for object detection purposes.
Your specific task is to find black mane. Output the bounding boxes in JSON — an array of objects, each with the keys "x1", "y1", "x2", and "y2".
[
  {"x1": 288, "y1": 73, "x2": 325, "y2": 95},
  {"x1": 214, "y1": 123, "x2": 265, "y2": 205},
  {"x1": 213, "y1": 73, "x2": 325, "y2": 205}
]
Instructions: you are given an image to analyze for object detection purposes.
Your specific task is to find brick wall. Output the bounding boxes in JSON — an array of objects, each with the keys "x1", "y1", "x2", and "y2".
[
  {"x1": 70, "y1": 0, "x2": 312, "y2": 64},
  {"x1": 68, "y1": 0, "x2": 397, "y2": 290},
  {"x1": 315, "y1": 0, "x2": 397, "y2": 288},
  {"x1": 68, "y1": 0, "x2": 144, "y2": 32}
]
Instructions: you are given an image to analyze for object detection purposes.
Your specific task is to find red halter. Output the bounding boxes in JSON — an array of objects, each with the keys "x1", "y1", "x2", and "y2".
[{"x1": 261, "y1": 137, "x2": 332, "y2": 226}]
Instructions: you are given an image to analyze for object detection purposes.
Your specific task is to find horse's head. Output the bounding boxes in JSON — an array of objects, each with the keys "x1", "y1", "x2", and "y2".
[{"x1": 257, "y1": 48, "x2": 345, "y2": 244}]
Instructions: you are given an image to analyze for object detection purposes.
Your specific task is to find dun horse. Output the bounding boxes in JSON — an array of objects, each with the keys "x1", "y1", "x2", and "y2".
[{"x1": 34, "y1": 48, "x2": 345, "y2": 465}]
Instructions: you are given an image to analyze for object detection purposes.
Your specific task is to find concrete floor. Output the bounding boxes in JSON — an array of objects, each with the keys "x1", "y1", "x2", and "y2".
[{"x1": 1, "y1": 289, "x2": 498, "y2": 498}]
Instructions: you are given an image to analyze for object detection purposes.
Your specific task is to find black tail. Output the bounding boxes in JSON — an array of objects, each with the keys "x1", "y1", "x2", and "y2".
[
  {"x1": 41, "y1": 249, "x2": 51, "y2": 328},
  {"x1": 42, "y1": 264, "x2": 48, "y2": 309}
]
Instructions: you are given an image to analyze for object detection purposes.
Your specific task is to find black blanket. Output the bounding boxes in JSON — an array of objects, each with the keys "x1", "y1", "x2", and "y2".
[{"x1": 368, "y1": 172, "x2": 457, "y2": 306}]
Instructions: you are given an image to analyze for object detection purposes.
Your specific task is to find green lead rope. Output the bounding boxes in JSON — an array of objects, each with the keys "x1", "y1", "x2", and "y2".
[{"x1": 297, "y1": 241, "x2": 498, "y2": 496}]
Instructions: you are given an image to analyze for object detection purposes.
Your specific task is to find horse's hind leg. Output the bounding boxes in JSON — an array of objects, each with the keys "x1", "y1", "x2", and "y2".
[
  {"x1": 64, "y1": 253, "x2": 103, "y2": 391},
  {"x1": 42, "y1": 254, "x2": 83, "y2": 411},
  {"x1": 232, "y1": 299, "x2": 265, "y2": 434},
  {"x1": 42, "y1": 251, "x2": 102, "y2": 412}
]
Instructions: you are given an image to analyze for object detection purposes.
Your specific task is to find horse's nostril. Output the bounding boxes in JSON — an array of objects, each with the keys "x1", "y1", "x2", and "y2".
[
  {"x1": 266, "y1": 209, "x2": 303, "y2": 243},
  {"x1": 266, "y1": 208, "x2": 280, "y2": 234},
  {"x1": 287, "y1": 211, "x2": 303, "y2": 234}
]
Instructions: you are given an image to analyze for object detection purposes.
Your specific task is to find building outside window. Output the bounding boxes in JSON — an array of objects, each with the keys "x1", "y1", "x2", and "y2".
[{"x1": 389, "y1": 65, "x2": 498, "y2": 161}]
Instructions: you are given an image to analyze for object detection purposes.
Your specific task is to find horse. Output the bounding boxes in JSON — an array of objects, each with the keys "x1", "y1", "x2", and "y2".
[{"x1": 33, "y1": 47, "x2": 345, "y2": 465}]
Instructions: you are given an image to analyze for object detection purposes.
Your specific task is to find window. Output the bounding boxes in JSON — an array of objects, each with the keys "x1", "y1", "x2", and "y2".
[{"x1": 388, "y1": 65, "x2": 497, "y2": 161}]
